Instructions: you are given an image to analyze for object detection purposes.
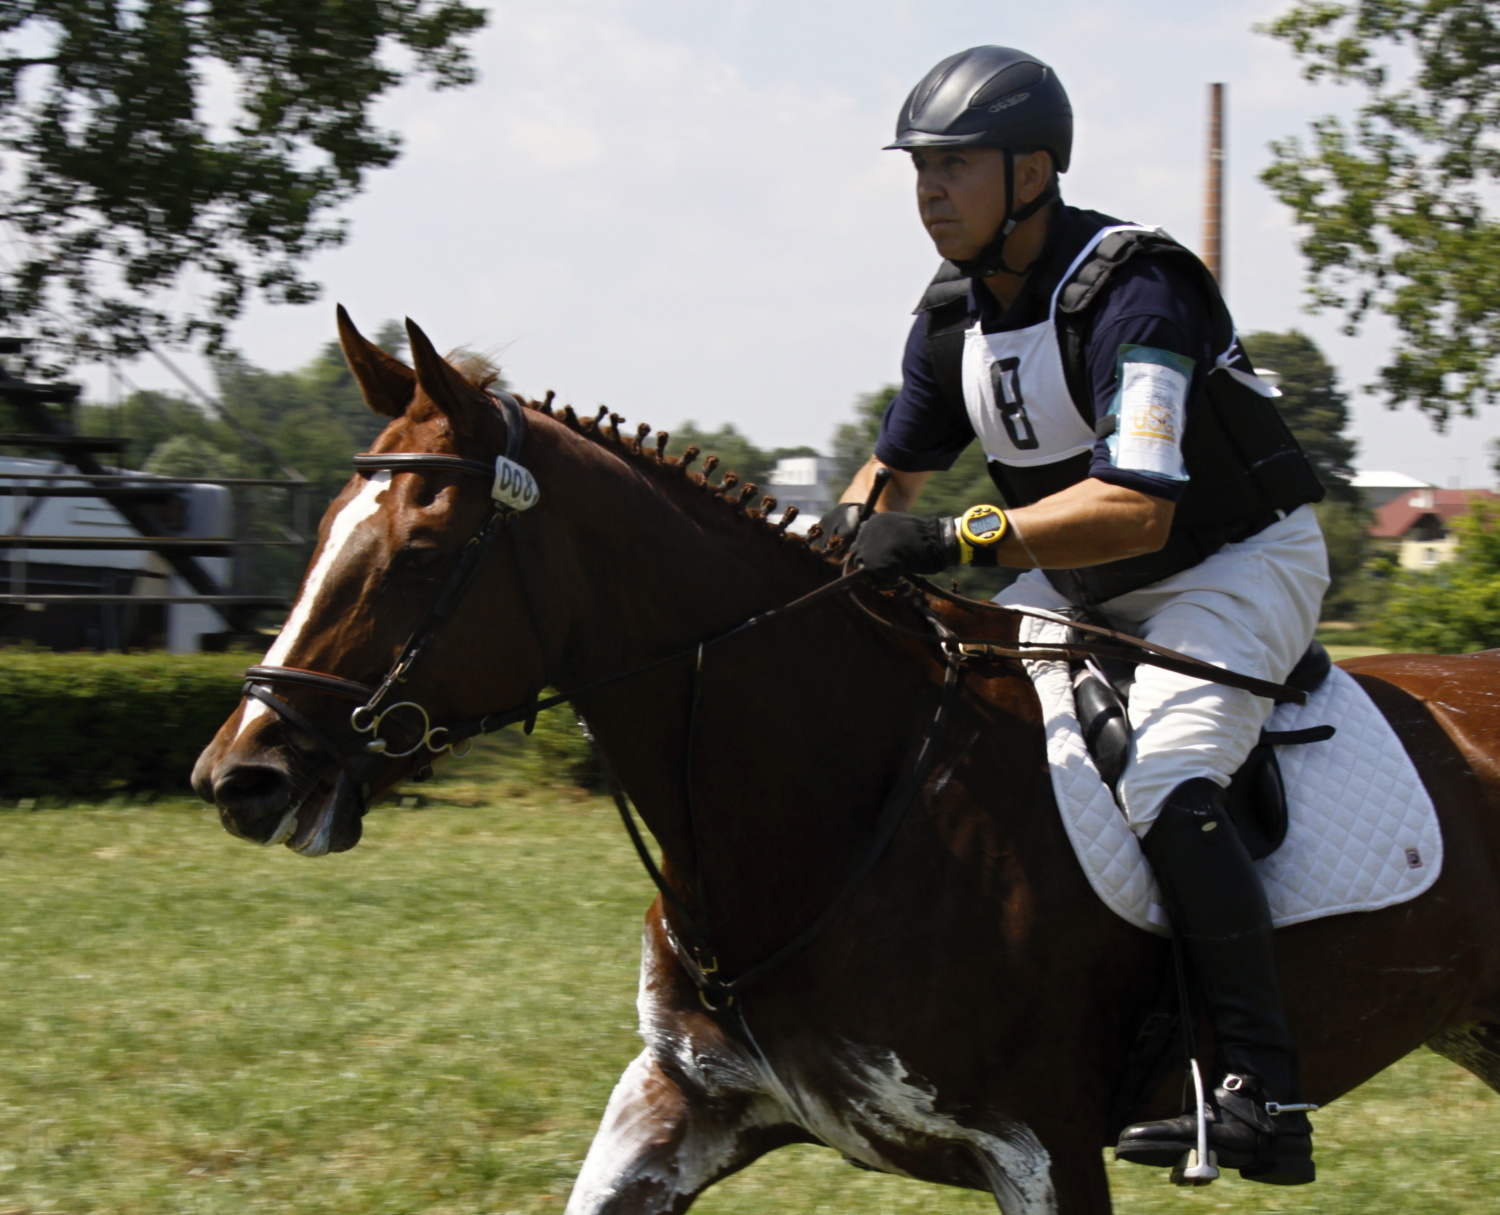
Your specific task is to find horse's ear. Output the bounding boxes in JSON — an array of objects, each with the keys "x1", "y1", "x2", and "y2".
[
  {"x1": 405, "y1": 317, "x2": 489, "y2": 431},
  {"x1": 337, "y1": 305, "x2": 416, "y2": 418}
]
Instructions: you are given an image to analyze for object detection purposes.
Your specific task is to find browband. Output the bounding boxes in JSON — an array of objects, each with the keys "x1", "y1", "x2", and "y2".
[{"x1": 352, "y1": 453, "x2": 493, "y2": 478}]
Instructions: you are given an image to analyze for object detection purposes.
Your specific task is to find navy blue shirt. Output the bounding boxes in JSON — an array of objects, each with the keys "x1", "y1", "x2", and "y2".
[{"x1": 874, "y1": 207, "x2": 1218, "y2": 503}]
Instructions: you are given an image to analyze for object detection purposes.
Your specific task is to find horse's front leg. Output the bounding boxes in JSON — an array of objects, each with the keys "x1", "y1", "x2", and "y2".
[
  {"x1": 565, "y1": 1048, "x2": 794, "y2": 1215},
  {"x1": 568, "y1": 910, "x2": 800, "y2": 1215}
]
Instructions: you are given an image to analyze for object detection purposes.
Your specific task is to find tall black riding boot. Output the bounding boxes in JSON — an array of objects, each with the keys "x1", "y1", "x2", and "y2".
[{"x1": 1115, "y1": 777, "x2": 1315, "y2": 1185}]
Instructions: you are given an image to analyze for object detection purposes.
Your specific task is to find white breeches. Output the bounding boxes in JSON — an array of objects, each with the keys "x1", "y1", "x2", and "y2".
[{"x1": 997, "y1": 505, "x2": 1329, "y2": 834}]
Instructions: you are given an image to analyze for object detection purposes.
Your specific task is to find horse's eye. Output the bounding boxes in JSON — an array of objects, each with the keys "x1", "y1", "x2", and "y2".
[{"x1": 393, "y1": 546, "x2": 447, "y2": 576}]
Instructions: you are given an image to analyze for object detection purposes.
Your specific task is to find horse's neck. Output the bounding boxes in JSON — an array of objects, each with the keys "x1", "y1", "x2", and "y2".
[
  {"x1": 546, "y1": 434, "x2": 941, "y2": 943},
  {"x1": 543, "y1": 425, "x2": 840, "y2": 683}
]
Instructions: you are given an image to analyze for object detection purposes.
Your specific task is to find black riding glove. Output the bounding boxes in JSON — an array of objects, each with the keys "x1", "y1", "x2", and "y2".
[
  {"x1": 847, "y1": 513, "x2": 960, "y2": 579},
  {"x1": 817, "y1": 501, "x2": 864, "y2": 546}
]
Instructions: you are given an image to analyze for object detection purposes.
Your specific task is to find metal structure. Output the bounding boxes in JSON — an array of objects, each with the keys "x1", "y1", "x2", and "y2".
[{"x1": 0, "y1": 338, "x2": 311, "y2": 650}]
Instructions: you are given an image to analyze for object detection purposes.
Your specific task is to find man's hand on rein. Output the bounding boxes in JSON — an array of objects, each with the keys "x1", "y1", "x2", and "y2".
[
  {"x1": 817, "y1": 502, "x2": 864, "y2": 546},
  {"x1": 848, "y1": 505, "x2": 1010, "y2": 580},
  {"x1": 847, "y1": 513, "x2": 958, "y2": 579}
]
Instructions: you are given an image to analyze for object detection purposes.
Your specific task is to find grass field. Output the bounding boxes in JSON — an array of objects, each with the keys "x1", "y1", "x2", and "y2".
[{"x1": 1, "y1": 737, "x2": 1496, "y2": 1214}]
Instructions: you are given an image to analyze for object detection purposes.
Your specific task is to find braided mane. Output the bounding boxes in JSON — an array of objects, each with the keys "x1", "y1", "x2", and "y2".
[{"x1": 516, "y1": 390, "x2": 846, "y2": 572}]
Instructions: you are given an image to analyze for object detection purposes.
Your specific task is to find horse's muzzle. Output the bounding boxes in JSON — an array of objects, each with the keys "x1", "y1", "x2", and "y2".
[{"x1": 194, "y1": 731, "x2": 366, "y2": 856}]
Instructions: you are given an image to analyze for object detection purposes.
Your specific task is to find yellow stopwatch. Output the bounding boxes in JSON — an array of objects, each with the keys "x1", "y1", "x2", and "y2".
[{"x1": 956, "y1": 504, "x2": 1009, "y2": 564}]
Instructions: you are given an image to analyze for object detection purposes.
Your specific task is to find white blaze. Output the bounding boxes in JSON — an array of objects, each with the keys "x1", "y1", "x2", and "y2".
[{"x1": 236, "y1": 472, "x2": 392, "y2": 739}]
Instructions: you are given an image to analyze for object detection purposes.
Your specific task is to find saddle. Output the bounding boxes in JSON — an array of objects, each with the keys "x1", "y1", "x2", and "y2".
[{"x1": 1072, "y1": 639, "x2": 1335, "y2": 860}]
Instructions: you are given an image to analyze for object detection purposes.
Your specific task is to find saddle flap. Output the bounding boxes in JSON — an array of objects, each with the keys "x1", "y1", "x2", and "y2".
[
  {"x1": 1285, "y1": 640, "x2": 1331, "y2": 696},
  {"x1": 1022, "y1": 610, "x2": 1441, "y2": 937},
  {"x1": 1227, "y1": 743, "x2": 1286, "y2": 862}
]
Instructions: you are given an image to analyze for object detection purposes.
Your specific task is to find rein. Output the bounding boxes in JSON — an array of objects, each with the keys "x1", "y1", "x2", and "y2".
[{"x1": 239, "y1": 394, "x2": 1311, "y2": 1011}]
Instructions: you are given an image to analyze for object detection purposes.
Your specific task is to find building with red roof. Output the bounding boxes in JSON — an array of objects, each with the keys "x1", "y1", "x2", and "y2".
[{"x1": 1370, "y1": 488, "x2": 1500, "y2": 570}]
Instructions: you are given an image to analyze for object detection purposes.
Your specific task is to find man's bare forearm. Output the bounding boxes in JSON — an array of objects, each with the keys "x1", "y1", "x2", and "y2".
[
  {"x1": 998, "y1": 478, "x2": 1174, "y2": 568},
  {"x1": 838, "y1": 457, "x2": 931, "y2": 514},
  {"x1": 835, "y1": 456, "x2": 1174, "y2": 568}
]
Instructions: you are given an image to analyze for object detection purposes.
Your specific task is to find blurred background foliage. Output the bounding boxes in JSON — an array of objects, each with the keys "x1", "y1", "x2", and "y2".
[
  {"x1": 1261, "y1": 0, "x2": 1500, "y2": 428},
  {"x1": 0, "y1": 643, "x2": 604, "y2": 801},
  {"x1": 0, "y1": 0, "x2": 487, "y2": 374}
]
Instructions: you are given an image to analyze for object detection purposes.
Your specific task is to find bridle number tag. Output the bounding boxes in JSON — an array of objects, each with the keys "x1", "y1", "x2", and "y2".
[{"x1": 492, "y1": 455, "x2": 540, "y2": 511}]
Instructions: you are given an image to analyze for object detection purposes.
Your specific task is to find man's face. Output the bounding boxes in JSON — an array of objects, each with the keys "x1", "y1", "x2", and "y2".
[
  {"x1": 911, "y1": 146, "x2": 1049, "y2": 262},
  {"x1": 912, "y1": 145, "x2": 1010, "y2": 261}
]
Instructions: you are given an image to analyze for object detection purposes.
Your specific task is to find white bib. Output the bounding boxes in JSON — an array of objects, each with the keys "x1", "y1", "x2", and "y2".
[{"x1": 959, "y1": 224, "x2": 1156, "y2": 470}]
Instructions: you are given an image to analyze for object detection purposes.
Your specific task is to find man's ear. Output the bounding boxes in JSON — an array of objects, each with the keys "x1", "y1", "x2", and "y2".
[
  {"x1": 1017, "y1": 149, "x2": 1055, "y2": 204},
  {"x1": 338, "y1": 305, "x2": 417, "y2": 418}
]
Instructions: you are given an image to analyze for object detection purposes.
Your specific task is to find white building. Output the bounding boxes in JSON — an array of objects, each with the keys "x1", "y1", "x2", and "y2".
[
  {"x1": 768, "y1": 455, "x2": 836, "y2": 523},
  {"x1": 1351, "y1": 470, "x2": 1434, "y2": 513},
  {"x1": 0, "y1": 456, "x2": 234, "y2": 652}
]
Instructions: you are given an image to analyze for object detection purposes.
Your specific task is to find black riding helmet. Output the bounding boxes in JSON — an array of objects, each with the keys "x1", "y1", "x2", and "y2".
[{"x1": 888, "y1": 46, "x2": 1073, "y2": 278}]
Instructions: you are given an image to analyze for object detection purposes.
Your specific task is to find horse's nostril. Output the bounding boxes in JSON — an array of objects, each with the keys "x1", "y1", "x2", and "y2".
[{"x1": 214, "y1": 763, "x2": 291, "y2": 811}]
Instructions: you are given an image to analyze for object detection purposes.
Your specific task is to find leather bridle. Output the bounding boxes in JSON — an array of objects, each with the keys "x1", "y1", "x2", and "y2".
[{"x1": 243, "y1": 391, "x2": 552, "y2": 773}]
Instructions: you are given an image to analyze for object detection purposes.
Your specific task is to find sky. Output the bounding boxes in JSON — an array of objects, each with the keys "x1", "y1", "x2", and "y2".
[{"x1": 72, "y1": 0, "x2": 1500, "y2": 488}]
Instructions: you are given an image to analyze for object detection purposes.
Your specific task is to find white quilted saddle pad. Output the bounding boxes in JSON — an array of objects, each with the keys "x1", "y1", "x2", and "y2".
[{"x1": 1019, "y1": 613, "x2": 1442, "y2": 936}]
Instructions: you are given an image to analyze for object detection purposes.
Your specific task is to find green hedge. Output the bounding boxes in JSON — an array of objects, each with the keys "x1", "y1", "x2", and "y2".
[
  {"x1": 503, "y1": 704, "x2": 607, "y2": 793},
  {"x1": 0, "y1": 651, "x2": 607, "y2": 802},
  {"x1": 0, "y1": 651, "x2": 249, "y2": 799}
]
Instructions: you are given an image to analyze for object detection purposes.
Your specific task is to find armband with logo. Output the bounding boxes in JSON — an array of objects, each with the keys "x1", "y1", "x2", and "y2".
[{"x1": 954, "y1": 504, "x2": 1009, "y2": 566}]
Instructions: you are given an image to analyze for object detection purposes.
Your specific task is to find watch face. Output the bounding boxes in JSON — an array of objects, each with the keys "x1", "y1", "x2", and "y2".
[{"x1": 969, "y1": 510, "x2": 1003, "y2": 540}]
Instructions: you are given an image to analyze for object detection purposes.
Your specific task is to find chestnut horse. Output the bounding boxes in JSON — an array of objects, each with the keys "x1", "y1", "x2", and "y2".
[{"x1": 195, "y1": 314, "x2": 1500, "y2": 1215}]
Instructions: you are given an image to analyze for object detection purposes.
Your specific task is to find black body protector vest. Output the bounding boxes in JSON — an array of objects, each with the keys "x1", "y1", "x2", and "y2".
[{"x1": 917, "y1": 215, "x2": 1325, "y2": 606}]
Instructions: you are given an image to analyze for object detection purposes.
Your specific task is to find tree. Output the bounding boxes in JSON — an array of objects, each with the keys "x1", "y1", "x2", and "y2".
[
  {"x1": 79, "y1": 325, "x2": 414, "y2": 598},
  {"x1": 142, "y1": 434, "x2": 244, "y2": 479},
  {"x1": 1260, "y1": 0, "x2": 1500, "y2": 428},
  {"x1": 831, "y1": 386, "x2": 894, "y2": 489},
  {"x1": 0, "y1": 0, "x2": 486, "y2": 373},
  {"x1": 1240, "y1": 330, "x2": 1358, "y2": 500},
  {"x1": 1241, "y1": 329, "x2": 1369, "y2": 619},
  {"x1": 664, "y1": 422, "x2": 774, "y2": 489}
]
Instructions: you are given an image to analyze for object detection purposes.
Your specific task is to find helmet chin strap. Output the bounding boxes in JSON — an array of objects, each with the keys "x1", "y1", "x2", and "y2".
[{"x1": 954, "y1": 149, "x2": 1060, "y2": 281}]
